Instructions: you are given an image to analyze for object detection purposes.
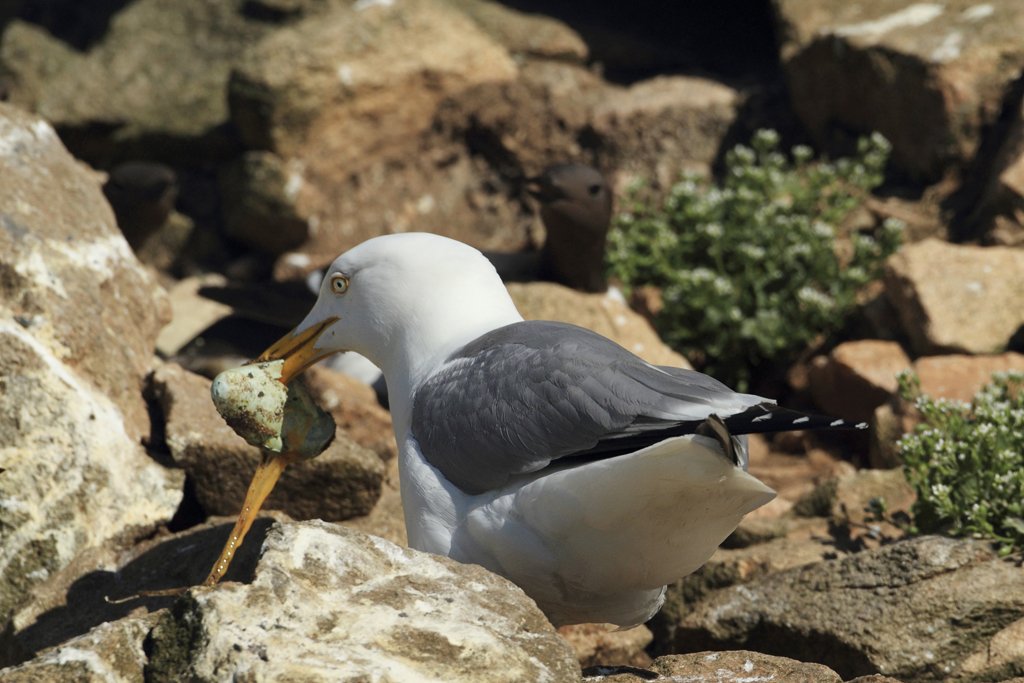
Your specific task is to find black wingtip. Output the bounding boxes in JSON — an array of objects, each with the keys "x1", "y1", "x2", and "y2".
[{"x1": 723, "y1": 403, "x2": 869, "y2": 436}]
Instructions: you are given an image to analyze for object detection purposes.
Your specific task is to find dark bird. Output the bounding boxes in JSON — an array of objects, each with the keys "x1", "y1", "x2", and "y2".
[
  {"x1": 527, "y1": 163, "x2": 613, "y2": 293},
  {"x1": 102, "y1": 161, "x2": 178, "y2": 248}
]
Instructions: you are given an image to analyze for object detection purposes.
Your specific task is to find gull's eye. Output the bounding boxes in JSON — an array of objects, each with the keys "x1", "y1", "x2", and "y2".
[{"x1": 329, "y1": 273, "x2": 350, "y2": 295}]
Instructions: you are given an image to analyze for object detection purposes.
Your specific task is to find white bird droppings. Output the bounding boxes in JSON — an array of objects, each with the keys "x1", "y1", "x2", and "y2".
[
  {"x1": 835, "y1": 3, "x2": 944, "y2": 38},
  {"x1": 962, "y1": 4, "x2": 995, "y2": 21}
]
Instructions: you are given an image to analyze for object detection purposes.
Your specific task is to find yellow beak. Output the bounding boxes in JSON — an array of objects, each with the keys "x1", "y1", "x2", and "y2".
[
  {"x1": 257, "y1": 316, "x2": 341, "y2": 384},
  {"x1": 203, "y1": 315, "x2": 341, "y2": 588}
]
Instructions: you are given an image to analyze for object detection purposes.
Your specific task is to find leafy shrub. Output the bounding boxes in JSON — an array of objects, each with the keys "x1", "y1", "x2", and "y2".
[
  {"x1": 898, "y1": 371, "x2": 1024, "y2": 555},
  {"x1": 606, "y1": 130, "x2": 903, "y2": 390}
]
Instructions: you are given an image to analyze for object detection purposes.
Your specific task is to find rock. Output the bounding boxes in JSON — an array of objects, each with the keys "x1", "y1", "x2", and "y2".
[
  {"x1": 650, "y1": 651, "x2": 842, "y2": 682},
  {"x1": 868, "y1": 401, "x2": 911, "y2": 469},
  {"x1": 869, "y1": 353, "x2": 1024, "y2": 468},
  {"x1": 149, "y1": 363, "x2": 384, "y2": 521},
  {"x1": 667, "y1": 535, "x2": 1024, "y2": 680},
  {"x1": 0, "y1": 104, "x2": 183, "y2": 624},
  {"x1": 144, "y1": 521, "x2": 581, "y2": 682},
  {"x1": 0, "y1": 0, "x2": 273, "y2": 163},
  {"x1": 587, "y1": 651, "x2": 844, "y2": 682},
  {"x1": 808, "y1": 340, "x2": 912, "y2": 422},
  {"x1": 914, "y1": 352, "x2": 1024, "y2": 402},
  {"x1": 508, "y1": 282, "x2": 693, "y2": 368},
  {"x1": 829, "y1": 469, "x2": 915, "y2": 548},
  {"x1": 230, "y1": 0, "x2": 516, "y2": 157},
  {"x1": 885, "y1": 238, "x2": 1024, "y2": 354},
  {"x1": 747, "y1": 433, "x2": 850, "y2": 503},
  {"x1": 225, "y1": 0, "x2": 521, "y2": 258},
  {"x1": 154, "y1": 274, "x2": 233, "y2": 358},
  {"x1": 4, "y1": 515, "x2": 283, "y2": 663},
  {"x1": 651, "y1": 516, "x2": 841, "y2": 655},
  {"x1": 774, "y1": 0, "x2": 1024, "y2": 180},
  {"x1": 960, "y1": 616, "x2": 1024, "y2": 681},
  {"x1": 219, "y1": 151, "x2": 311, "y2": 255},
  {"x1": 446, "y1": 0, "x2": 588, "y2": 62},
  {"x1": 592, "y1": 75, "x2": 740, "y2": 188},
  {"x1": 434, "y1": 60, "x2": 610, "y2": 180},
  {"x1": 0, "y1": 612, "x2": 160, "y2": 682},
  {"x1": 558, "y1": 623, "x2": 652, "y2": 669}
]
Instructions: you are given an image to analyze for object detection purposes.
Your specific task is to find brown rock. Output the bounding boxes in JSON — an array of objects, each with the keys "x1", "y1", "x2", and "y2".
[
  {"x1": 808, "y1": 340, "x2": 912, "y2": 422},
  {"x1": 225, "y1": 0, "x2": 523, "y2": 259},
  {"x1": 559, "y1": 623, "x2": 652, "y2": 669},
  {"x1": 149, "y1": 363, "x2": 384, "y2": 521},
  {"x1": 914, "y1": 352, "x2": 1024, "y2": 402},
  {"x1": 650, "y1": 651, "x2": 842, "y2": 682},
  {"x1": 446, "y1": 0, "x2": 588, "y2": 62},
  {"x1": 508, "y1": 282, "x2": 693, "y2": 369},
  {"x1": 774, "y1": 0, "x2": 1024, "y2": 180},
  {"x1": 592, "y1": 75, "x2": 740, "y2": 188},
  {"x1": 869, "y1": 401, "x2": 916, "y2": 469},
  {"x1": 885, "y1": 239, "x2": 1024, "y2": 354},
  {"x1": 830, "y1": 469, "x2": 915, "y2": 547}
]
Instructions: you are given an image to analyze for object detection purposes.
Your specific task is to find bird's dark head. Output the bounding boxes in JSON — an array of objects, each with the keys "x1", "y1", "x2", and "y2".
[{"x1": 525, "y1": 163, "x2": 611, "y2": 216}]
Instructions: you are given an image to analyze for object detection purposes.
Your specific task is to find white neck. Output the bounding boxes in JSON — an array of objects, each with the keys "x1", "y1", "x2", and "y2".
[{"x1": 366, "y1": 286, "x2": 523, "y2": 440}]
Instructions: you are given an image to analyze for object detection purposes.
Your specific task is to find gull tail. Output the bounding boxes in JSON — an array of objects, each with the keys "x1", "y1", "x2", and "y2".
[{"x1": 722, "y1": 403, "x2": 868, "y2": 435}]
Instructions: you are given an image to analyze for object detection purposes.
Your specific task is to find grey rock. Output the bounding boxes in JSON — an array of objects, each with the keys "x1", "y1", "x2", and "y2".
[
  {"x1": 150, "y1": 363, "x2": 384, "y2": 521},
  {"x1": 0, "y1": 0, "x2": 272, "y2": 162},
  {"x1": 885, "y1": 238, "x2": 1024, "y2": 355},
  {"x1": 774, "y1": 0, "x2": 1024, "y2": 180},
  {"x1": 666, "y1": 535, "x2": 1024, "y2": 680},
  {"x1": 0, "y1": 612, "x2": 160, "y2": 682},
  {"x1": 0, "y1": 104, "x2": 183, "y2": 625},
  {"x1": 219, "y1": 151, "x2": 310, "y2": 255},
  {"x1": 145, "y1": 521, "x2": 581, "y2": 682}
]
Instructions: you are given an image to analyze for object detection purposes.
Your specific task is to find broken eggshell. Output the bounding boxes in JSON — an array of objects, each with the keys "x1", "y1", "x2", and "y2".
[{"x1": 211, "y1": 359, "x2": 335, "y2": 458}]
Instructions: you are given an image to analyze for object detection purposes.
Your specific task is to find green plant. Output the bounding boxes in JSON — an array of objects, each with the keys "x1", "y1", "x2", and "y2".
[
  {"x1": 606, "y1": 130, "x2": 903, "y2": 390},
  {"x1": 898, "y1": 371, "x2": 1024, "y2": 555}
]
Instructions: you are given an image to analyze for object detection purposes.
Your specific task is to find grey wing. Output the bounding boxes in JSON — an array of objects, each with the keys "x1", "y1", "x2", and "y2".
[{"x1": 410, "y1": 320, "x2": 765, "y2": 494}]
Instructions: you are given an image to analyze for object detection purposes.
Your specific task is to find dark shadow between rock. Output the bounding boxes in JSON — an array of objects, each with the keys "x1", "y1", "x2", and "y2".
[{"x1": 11, "y1": 517, "x2": 276, "y2": 661}]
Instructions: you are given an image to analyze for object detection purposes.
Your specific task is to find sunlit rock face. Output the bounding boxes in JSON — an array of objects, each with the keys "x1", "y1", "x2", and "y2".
[{"x1": 0, "y1": 103, "x2": 183, "y2": 626}]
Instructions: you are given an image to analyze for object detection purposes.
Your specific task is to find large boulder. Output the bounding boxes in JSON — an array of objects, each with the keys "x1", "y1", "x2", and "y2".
[
  {"x1": 773, "y1": 0, "x2": 1024, "y2": 180},
  {"x1": 0, "y1": 103, "x2": 183, "y2": 624},
  {"x1": 592, "y1": 75, "x2": 740, "y2": 188},
  {"x1": 665, "y1": 535, "x2": 1024, "y2": 681},
  {"x1": 808, "y1": 340, "x2": 912, "y2": 422},
  {"x1": 144, "y1": 521, "x2": 581, "y2": 682},
  {"x1": 0, "y1": 0, "x2": 273, "y2": 163},
  {"x1": 225, "y1": 0, "x2": 521, "y2": 258},
  {"x1": 885, "y1": 238, "x2": 1024, "y2": 354},
  {"x1": 149, "y1": 363, "x2": 384, "y2": 521}
]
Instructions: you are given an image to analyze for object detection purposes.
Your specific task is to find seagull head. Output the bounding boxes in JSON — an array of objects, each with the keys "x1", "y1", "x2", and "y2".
[{"x1": 258, "y1": 233, "x2": 523, "y2": 385}]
